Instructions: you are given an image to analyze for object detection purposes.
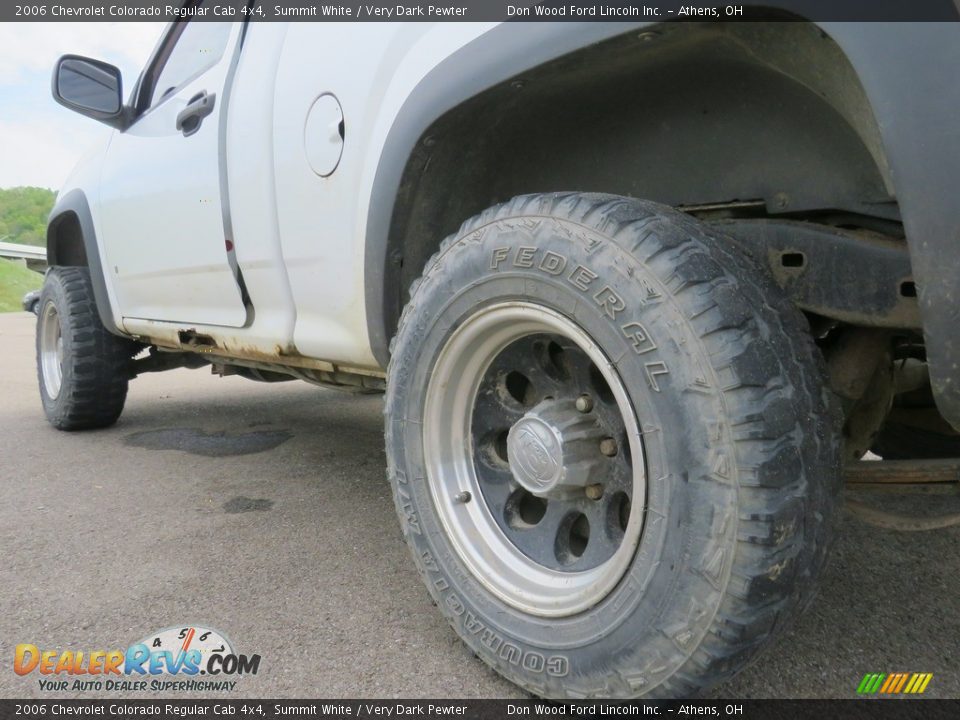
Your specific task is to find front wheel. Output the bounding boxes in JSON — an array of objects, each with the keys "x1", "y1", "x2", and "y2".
[
  {"x1": 36, "y1": 266, "x2": 138, "y2": 430},
  {"x1": 385, "y1": 193, "x2": 840, "y2": 698}
]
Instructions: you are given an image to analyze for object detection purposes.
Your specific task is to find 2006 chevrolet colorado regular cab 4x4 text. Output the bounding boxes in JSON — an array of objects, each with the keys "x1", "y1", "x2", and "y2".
[{"x1": 37, "y1": 5, "x2": 960, "y2": 698}]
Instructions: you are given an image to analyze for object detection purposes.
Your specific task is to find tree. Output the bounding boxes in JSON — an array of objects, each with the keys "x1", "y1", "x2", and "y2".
[{"x1": 0, "y1": 187, "x2": 56, "y2": 247}]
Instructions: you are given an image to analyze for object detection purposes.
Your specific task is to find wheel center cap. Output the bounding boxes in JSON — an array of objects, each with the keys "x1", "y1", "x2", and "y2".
[
  {"x1": 506, "y1": 399, "x2": 606, "y2": 497},
  {"x1": 507, "y1": 415, "x2": 564, "y2": 494}
]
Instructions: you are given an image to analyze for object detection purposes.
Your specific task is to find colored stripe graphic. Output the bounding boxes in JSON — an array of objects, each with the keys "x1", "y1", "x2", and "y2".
[
  {"x1": 909, "y1": 673, "x2": 933, "y2": 694},
  {"x1": 893, "y1": 674, "x2": 909, "y2": 693},
  {"x1": 858, "y1": 672, "x2": 933, "y2": 694},
  {"x1": 857, "y1": 673, "x2": 885, "y2": 694},
  {"x1": 880, "y1": 674, "x2": 897, "y2": 693}
]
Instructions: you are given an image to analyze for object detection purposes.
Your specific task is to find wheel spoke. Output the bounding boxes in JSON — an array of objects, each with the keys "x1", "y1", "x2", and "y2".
[
  {"x1": 546, "y1": 339, "x2": 593, "y2": 392},
  {"x1": 473, "y1": 387, "x2": 523, "y2": 433},
  {"x1": 602, "y1": 452, "x2": 635, "y2": 494},
  {"x1": 575, "y1": 495, "x2": 627, "y2": 568},
  {"x1": 475, "y1": 462, "x2": 515, "y2": 512},
  {"x1": 501, "y1": 494, "x2": 569, "y2": 568},
  {"x1": 490, "y1": 334, "x2": 571, "y2": 403}
]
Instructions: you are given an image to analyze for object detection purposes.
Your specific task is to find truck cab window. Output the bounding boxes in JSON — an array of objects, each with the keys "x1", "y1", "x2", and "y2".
[{"x1": 150, "y1": 18, "x2": 232, "y2": 106}]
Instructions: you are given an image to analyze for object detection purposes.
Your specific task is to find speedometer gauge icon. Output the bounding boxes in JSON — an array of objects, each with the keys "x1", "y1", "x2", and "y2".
[{"x1": 135, "y1": 626, "x2": 234, "y2": 673}]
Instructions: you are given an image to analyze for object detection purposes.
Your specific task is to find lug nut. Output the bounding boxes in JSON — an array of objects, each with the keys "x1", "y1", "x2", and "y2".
[
  {"x1": 600, "y1": 438, "x2": 618, "y2": 457},
  {"x1": 585, "y1": 484, "x2": 604, "y2": 500},
  {"x1": 575, "y1": 394, "x2": 594, "y2": 413},
  {"x1": 454, "y1": 491, "x2": 472, "y2": 504}
]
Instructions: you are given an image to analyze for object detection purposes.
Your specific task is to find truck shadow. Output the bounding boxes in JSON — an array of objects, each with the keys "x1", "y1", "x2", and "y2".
[
  {"x1": 124, "y1": 427, "x2": 293, "y2": 457},
  {"x1": 118, "y1": 383, "x2": 960, "y2": 698}
]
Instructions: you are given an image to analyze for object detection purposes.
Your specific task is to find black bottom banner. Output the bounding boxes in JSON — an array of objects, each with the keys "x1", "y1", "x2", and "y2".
[{"x1": 0, "y1": 699, "x2": 956, "y2": 720}]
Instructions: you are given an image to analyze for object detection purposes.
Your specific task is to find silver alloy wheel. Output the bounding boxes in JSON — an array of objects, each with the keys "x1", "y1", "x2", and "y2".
[
  {"x1": 423, "y1": 302, "x2": 645, "y2": 617},
  {"x1": 39, "y1": 301, "x2": 64, "y2": 400}
]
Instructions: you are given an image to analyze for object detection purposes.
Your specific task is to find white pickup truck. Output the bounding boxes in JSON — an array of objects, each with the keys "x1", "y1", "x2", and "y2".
[{"x1": 40, "y1": 8, "x2": 960, "y2": 699}]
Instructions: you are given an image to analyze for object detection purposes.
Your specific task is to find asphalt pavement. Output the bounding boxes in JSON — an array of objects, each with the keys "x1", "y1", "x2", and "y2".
[{"x1": 1, "y1": 311, "x2": 957, "y2": 699}]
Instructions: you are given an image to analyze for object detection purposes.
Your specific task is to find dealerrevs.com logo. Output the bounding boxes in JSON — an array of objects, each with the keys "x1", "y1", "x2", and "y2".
[{"x1": 14, "y1": 626, "x2": 260, "y2": 693}]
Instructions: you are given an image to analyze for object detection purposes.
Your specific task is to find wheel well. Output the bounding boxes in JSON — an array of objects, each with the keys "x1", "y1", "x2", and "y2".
[
  {"x1": 47, "y1": 211, "x2": 88, "y2": 267},
  {"x1": 379, "y1": 21, "x2": 896, "y2": 350}
]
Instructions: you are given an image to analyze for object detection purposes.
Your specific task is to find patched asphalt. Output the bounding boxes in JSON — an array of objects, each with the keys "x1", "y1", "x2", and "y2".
[{"x1": 1, "y1": 312, "x2": 957, "y2": 699}]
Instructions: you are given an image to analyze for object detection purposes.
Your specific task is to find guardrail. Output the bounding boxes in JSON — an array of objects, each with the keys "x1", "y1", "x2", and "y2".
[{"x1": 0, "y1": 240, "x2": 46, "y2": 272}]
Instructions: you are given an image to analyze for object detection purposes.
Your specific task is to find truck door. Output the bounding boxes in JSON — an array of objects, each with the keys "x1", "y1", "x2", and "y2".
[{"x1": 98, "y1": 11, "x2": 248, "y2": 328}]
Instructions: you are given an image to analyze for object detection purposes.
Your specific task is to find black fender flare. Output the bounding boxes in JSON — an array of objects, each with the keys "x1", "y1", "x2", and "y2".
[
  {"x1": 363, "y1": 22, "x2": 640, "y2": 368},
  {"x1": 47, "y1": 189, "x2": 124, "y2": 337}
]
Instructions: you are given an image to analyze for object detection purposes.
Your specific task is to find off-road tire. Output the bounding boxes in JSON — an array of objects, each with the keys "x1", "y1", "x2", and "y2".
[
  {"x1": 384, "y1": 193, "x2": 841, "y2": 698},
  {"x1": 36, "y1": 266, "x2": 137, "y2": 430}
]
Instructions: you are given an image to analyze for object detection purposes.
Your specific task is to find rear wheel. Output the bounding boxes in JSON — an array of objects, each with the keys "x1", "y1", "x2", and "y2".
[
  {"x1": 36, "y1": 266, "x2": 138, "y2": 430},
  {"x1": 385, "y1": 193, "x2": 840, "y2": 698}
]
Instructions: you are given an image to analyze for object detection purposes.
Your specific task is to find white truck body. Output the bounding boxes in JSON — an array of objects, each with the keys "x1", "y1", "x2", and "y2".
[{"x1": 70, "y1": 21, "x2": 493, "y2": 373}]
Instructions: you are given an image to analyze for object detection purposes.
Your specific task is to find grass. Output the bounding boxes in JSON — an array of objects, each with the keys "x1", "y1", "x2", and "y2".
[{"x1": 0, "y1": 257, "x2": 43, "y2": 313}]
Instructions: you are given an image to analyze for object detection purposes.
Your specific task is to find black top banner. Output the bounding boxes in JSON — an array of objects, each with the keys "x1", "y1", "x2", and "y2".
[
  {"x1": 5, "y1": 0, "x2": 960, "y2": 22},
  {"x1": 1, "y1": 699, "x2": 958, "y2": 720}
]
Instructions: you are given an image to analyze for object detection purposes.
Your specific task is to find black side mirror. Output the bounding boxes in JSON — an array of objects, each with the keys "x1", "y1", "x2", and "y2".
[{"x1": 52, "y1": 55, "x2": 127, "y2": 129}]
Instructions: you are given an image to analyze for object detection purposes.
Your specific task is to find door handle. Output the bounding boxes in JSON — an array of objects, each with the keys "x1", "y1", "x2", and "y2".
[{"x1": 176, "y1": 91, "x2": 216, "y2": 137}]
